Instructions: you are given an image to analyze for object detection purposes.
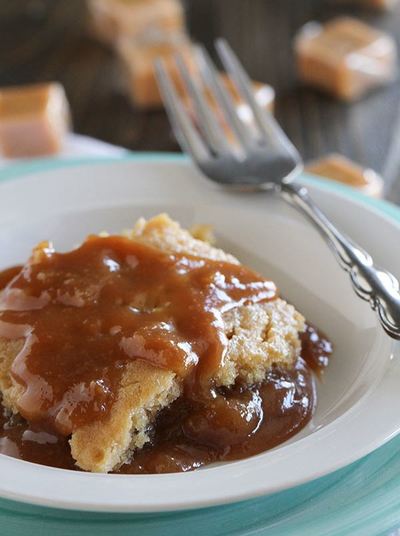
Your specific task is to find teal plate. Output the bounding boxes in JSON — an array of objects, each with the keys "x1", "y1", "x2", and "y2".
[{"x1": 0, "y1": 154, "x2": 400, "y2": 536}]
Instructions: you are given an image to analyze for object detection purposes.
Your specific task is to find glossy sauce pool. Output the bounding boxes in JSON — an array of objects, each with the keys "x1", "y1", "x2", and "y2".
[{"x1": 0, "y1": 237, "x2": 332, "y2": 473}]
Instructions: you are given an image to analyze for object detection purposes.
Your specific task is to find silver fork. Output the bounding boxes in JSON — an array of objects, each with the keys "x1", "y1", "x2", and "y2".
[{"x1": 155, "y1": 38, "x2": 400, "y2": 340}]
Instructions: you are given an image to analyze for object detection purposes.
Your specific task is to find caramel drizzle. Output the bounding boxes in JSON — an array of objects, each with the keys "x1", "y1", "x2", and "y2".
[{"x1": 0, "y1": 236, "x2": 276, "y2": 435}]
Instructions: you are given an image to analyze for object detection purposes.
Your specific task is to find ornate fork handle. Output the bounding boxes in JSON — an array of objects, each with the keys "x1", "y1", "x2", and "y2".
[{"x1": 281, "y1": 182, "x2": 400, "y2": 340}]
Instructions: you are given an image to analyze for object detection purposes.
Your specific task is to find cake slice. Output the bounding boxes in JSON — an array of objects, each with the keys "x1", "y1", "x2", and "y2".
[{"x1": 0, "y1": 214, "x2": 304, "y2": 472}]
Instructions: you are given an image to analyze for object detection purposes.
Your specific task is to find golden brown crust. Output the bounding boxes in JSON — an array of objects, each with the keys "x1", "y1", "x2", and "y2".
[
  {"x1": 127, "y1": 213, "x2": 238, "y2": 263},
  {"x1": 70, "y1": 360, "x2": 180, "y2": 472},
  {"x1": 219, "y1": 299, "x2": 304, "y2": 387},
  {"x1": 0, "y1": 337, "x2": 24, "y2": 414}
]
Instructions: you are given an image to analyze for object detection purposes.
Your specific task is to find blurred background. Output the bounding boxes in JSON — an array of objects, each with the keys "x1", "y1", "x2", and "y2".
[{"x1": 0, "y1": 0, "x2": 400, "y2": 201}]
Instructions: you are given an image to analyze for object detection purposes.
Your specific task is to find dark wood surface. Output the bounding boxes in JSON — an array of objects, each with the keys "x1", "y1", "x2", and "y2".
[{"x1": 0, "y1": 0, "x2": 400, "y2": 202}]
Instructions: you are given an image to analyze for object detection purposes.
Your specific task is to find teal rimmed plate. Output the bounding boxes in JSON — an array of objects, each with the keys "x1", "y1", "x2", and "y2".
[{"x1": 0, "y1": 154, "x2": 399, "y2": 535}]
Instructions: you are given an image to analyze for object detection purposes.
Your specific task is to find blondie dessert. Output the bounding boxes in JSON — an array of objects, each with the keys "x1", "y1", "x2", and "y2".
[{"x1": 0, "y1": 215, "x2": 331, "y2": 473}]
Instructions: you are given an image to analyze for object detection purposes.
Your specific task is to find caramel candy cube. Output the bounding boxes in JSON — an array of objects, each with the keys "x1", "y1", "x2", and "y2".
[
  {"x1": 306, "y1": 154, "x2": 383, "y2": 197},
  {"x1": 118, "y1": 35, "x2": 195, "y2": 109},
  {"x1": 87, "y1": 0, "x2": 185, "y2": 45},
  {"x1": 0, "y1": 83, "x2": 70, "y2": 158},
  {"x1": 295, "y1": 17, "x2": 397, "y2": 100}
]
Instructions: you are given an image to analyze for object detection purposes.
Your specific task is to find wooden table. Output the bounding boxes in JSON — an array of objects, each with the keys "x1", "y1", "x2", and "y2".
[{"x1": 1, "y1": 0, "x2": 400, "y2": 202}]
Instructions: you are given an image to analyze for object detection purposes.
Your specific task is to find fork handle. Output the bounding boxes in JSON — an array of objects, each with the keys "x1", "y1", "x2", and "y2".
[{"x1": 281, "y1": 181, "x2": 400, "y2": 340}]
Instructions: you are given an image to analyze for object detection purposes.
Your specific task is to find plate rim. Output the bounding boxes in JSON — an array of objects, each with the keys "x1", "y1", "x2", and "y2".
[{"x1": 1, "y1": 152, "x2": 399, "y2": 227}]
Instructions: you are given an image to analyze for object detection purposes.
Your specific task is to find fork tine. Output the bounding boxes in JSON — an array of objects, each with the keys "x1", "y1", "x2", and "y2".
[
  {"x1": 154, "y1": 59, "x2": 210, "y2": 162},
  {"x1": 174, "y1": 53, "x2": 230, "y2": 155},
  {"x1": 215, "y1": 38, "x2": 300, "y2": 157},
  {"x1": 195, "y1": 45, "x2": 253, "y2": 151}
]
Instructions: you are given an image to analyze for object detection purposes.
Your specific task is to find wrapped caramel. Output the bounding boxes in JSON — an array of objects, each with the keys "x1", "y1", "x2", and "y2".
[
  {"x1": 0, "y1": 82, "x2": 70, "y2": 158},
  {"x1": 295, "y1": 17, "x2": 397, "y2": 100},
  {"x1": 87, "y1": 0, "x2": 185, "y2": 45},
  {"x1": 306, "y1": 153, "x2": 384, "y2": 198}
]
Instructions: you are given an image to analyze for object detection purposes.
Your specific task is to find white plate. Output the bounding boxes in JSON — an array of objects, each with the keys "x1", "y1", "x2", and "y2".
[{"x1": 0, "y1": 156, "x2": 399, "y2": 513}]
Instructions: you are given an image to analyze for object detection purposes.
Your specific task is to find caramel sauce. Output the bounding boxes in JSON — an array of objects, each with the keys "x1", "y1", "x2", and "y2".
[
  {"x1": 300, "y1": 323, "x2": 333, "y2": 372},
  {"x1": 0, "y1": 265, "x2": 22, "y2": 290},
  {"x1": 0, "y1": 236, "x2": 276, "y2": 434},
  {"x1": 0, "y1": 236, "x2": 332, "y2": 473},
  {"x1": 119, "y1": 357, "x2": 317, "y2": 474}
]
